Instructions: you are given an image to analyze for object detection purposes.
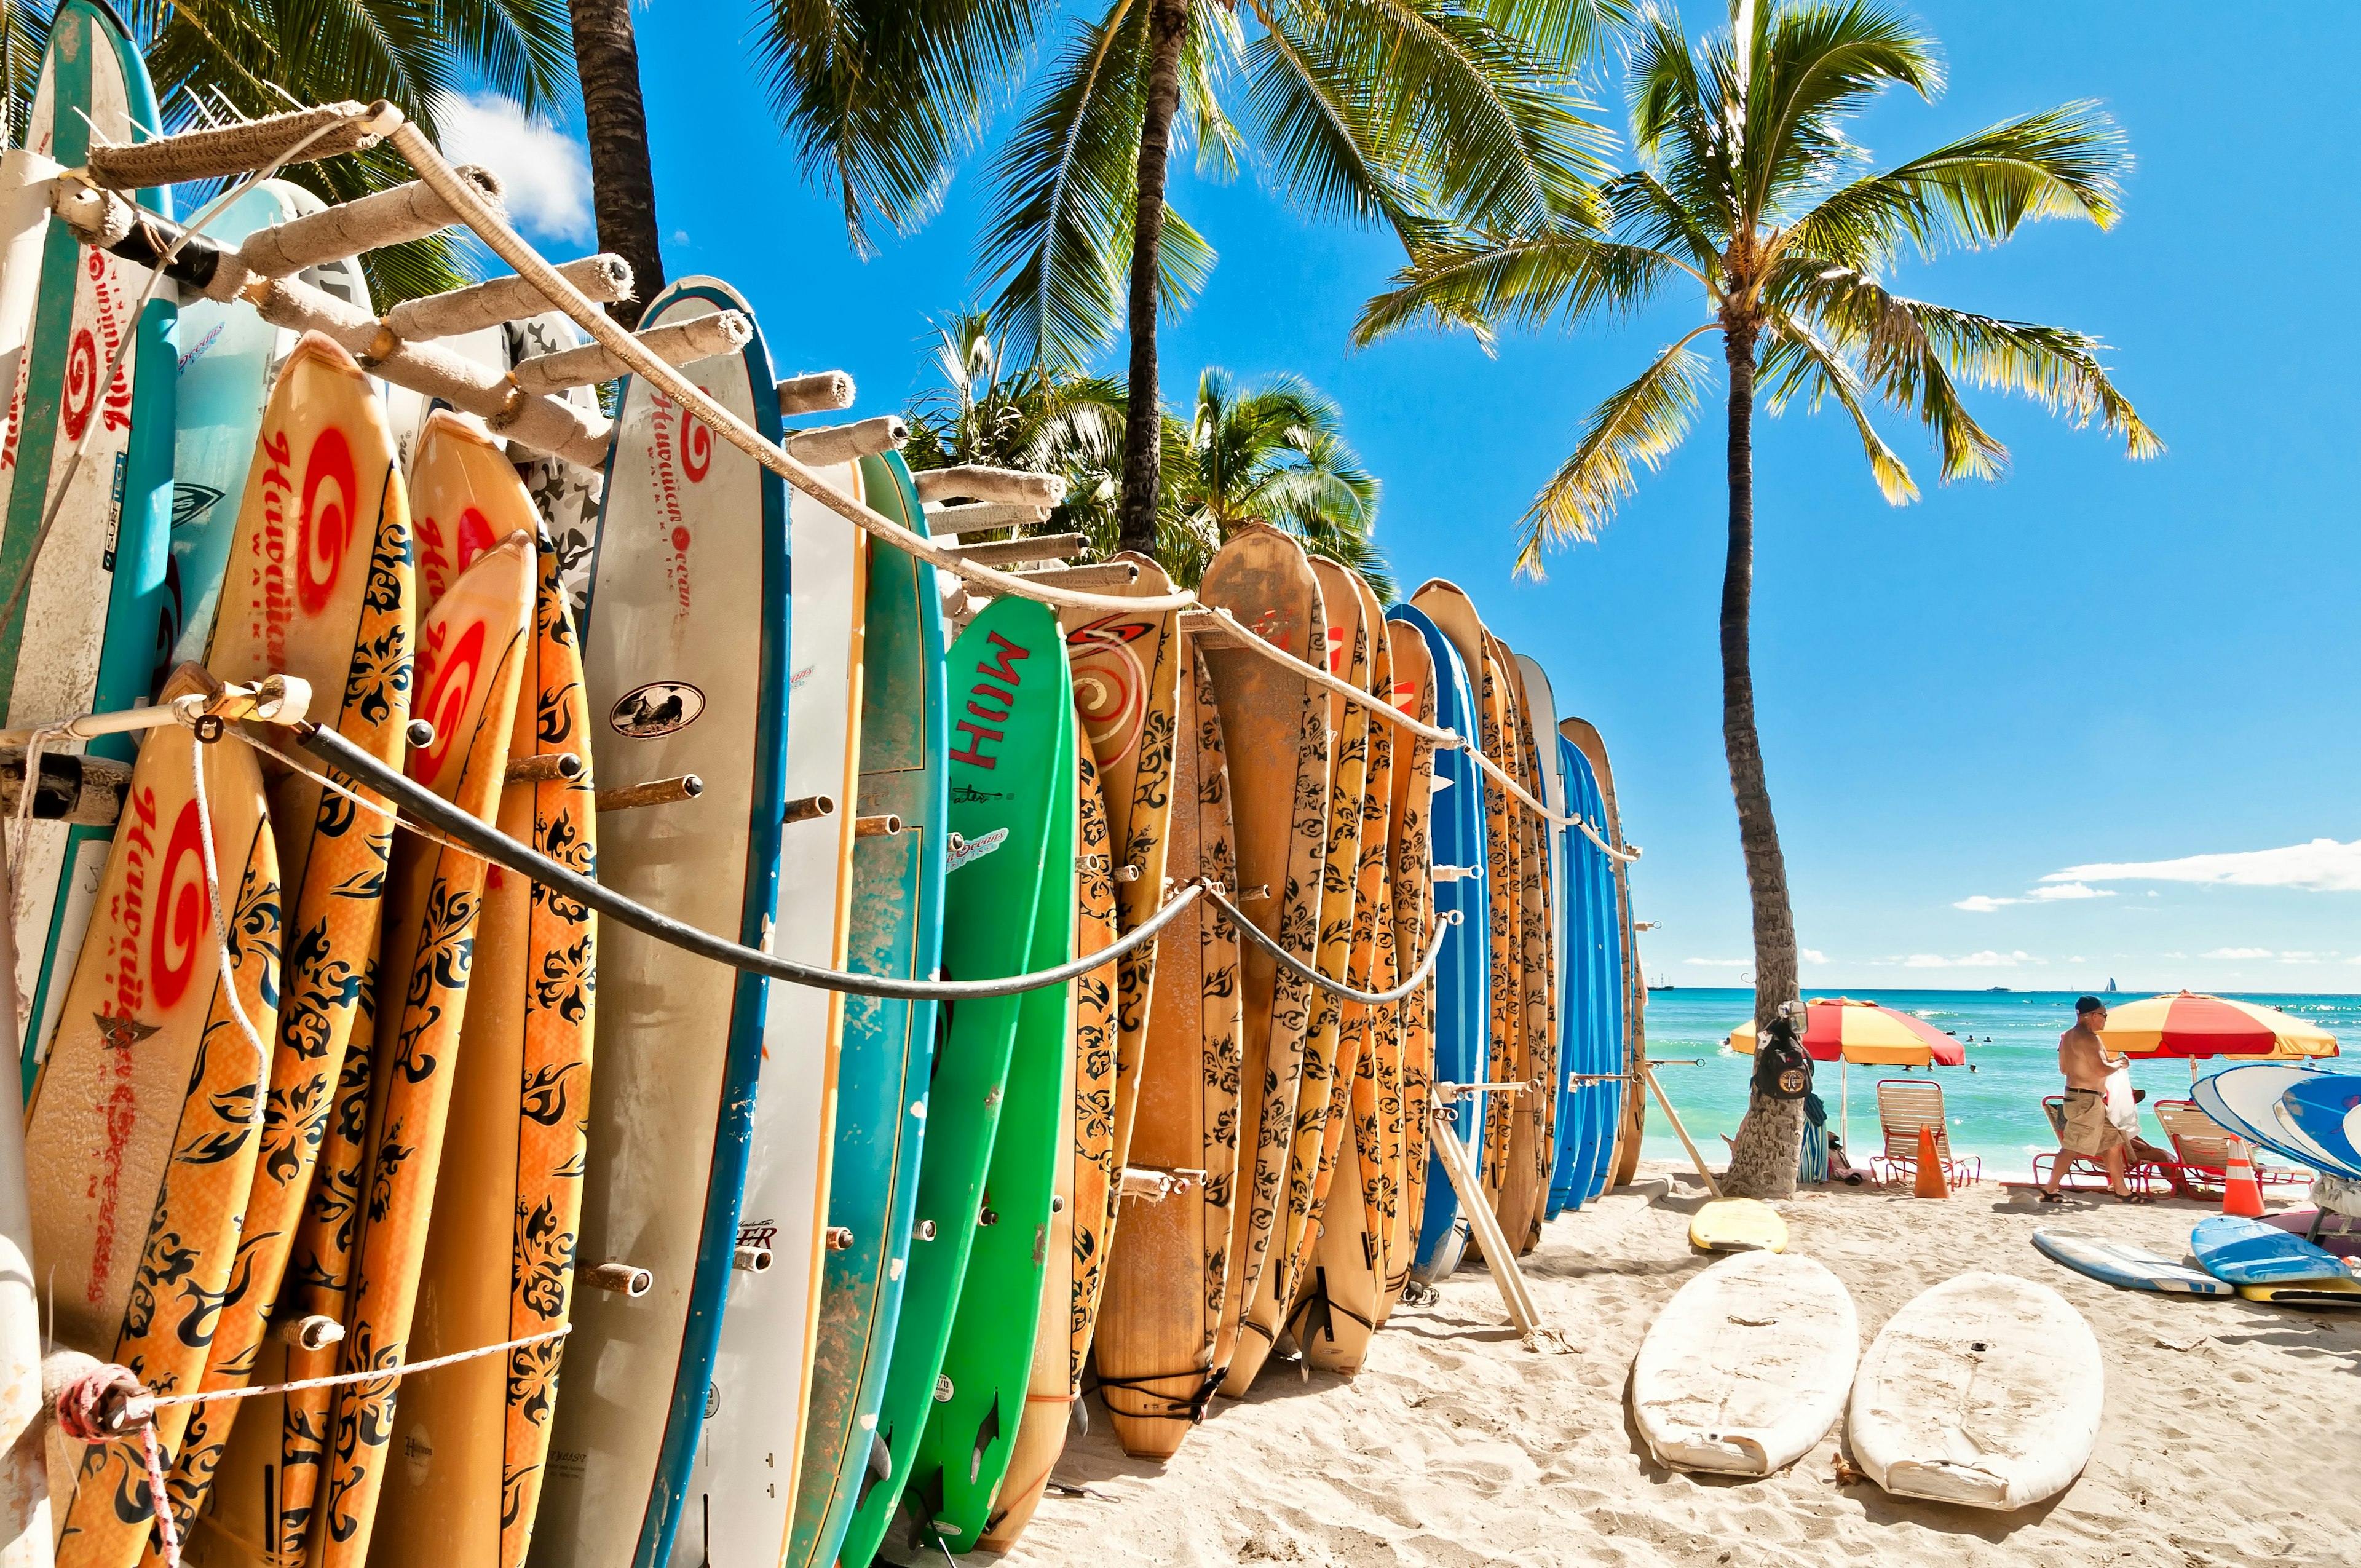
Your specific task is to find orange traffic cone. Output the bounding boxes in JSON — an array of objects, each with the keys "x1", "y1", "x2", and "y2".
[
  {"x1": 1913, "y1": 1124, "x2": 1950, "y2": 1198},
  {"x1": 2221, "y1": 1136, "x2": 2266, "y2": 1218}
]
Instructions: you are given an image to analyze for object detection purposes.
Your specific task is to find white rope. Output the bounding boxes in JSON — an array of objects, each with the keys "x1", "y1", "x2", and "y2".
[
  {"x1": 1574, "y1": 814, "x2": 1642, "y2": 864},
  {"x1": 182, "y1": 716, "x2": 269, "y2": 1128}
]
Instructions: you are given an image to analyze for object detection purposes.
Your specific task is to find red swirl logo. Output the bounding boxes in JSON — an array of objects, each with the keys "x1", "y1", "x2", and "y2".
[
  {"x1": 681, "y1": 412, "x2": 712, "y2": 483},
  {"x1": 298, "y1": 426, "x2": 358, "y2": 614},
  {"x1": 152, "y1": 801, "x2": 206, "y2": 1012},
  {"x1": 409, "y1": 619, "x2": 487, "y2": 785},
  {"x1": 61, "y1": 328, "x2": 98, "y2": 441},
  {"x1": 1067, "y1": 616, "x2": 1153, "y2": 763}
]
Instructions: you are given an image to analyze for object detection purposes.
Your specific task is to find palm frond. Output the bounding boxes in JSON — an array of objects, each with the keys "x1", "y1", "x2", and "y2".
[
  {"x1": 1519, "y1": 328, "x2": 1714, "y2": 569},
  {"x1": 1738, "y1": 0, "x2": 1940, "y2": 225},
  {"x1": 1354, "y1": 226, "x2": 1679, "y2": 346},
  {"x1": 1756, "y1": 310, "x2": 1917, "y2": 500}
]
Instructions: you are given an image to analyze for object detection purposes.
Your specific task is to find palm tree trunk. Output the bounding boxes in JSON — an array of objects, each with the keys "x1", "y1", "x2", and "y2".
[
  {"x1": 569, "y1": 0, "x2": 665, "y2": 329},
  {"x1": 1717, "y1": 328, "x2": 1805, "y2": 1201},
  {"x1": 1116, "y1": 0, "x2": 1190, "y2": 556}
]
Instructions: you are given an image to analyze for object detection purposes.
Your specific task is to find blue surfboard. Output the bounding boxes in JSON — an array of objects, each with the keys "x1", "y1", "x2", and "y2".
[
  {"x1": 1385, "y1": 605, "x2": 1488, "y2": 1283},
  {"x1": 1549, "y1": 734, "x2": 1618, "y2": 1215},
  {"x1": 1561, "y1": 718, "x2": 1631, "y2": 1201},
  {"x1": 2195, "y1": 1061, "x2": 2339, "y2": 1172},
  {"x1": 2031, "y1": 1228, "x2": 2233, "y2": 1296},
  {"x1": 2192, "y1": 1214, "x2": 2355, "y2": 1285},
  {"x1": 2279, "y1": 1074, "x2": 2361, "y2": 1180}
]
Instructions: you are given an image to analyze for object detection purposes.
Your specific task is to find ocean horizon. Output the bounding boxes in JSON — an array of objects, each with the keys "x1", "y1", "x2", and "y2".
[{"x1": 1634, "y1": 986, "x2": 2359, "y2": 1183}]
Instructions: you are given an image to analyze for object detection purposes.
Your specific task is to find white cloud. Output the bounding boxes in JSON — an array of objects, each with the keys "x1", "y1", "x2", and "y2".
[
  {"x1": 1684, "y1": 957, "x2": 1748, "y2": 968},
  {"x1": 1800, "y1": 948, "x2": 1829, "y2": 964},
  {"x1": 433, "y1": 91, "x2": 593, "y2": 242},
  {"x1": 1897, "y1": 949, "x2": 2038, "y2": 969},
  {"x1": 1955, "y1": 881, "x2": 2115, "y2": 913},
  {"x1": 2045, "y1": 838, "x2": 2361, "y2": 893},
  {"x1": 2204, "y1": 946, "x2": 2272, "y2": 960}
]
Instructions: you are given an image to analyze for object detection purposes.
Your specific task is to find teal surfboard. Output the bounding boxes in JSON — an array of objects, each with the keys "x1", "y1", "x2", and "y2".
[
  {"x1": 1550, "y1": 734, "x2": 1618, "y2": 1213},
  {"x1": 786, "y1": 450, "x2": 950, "y2": 1568},
  {"x1": 2, "y1": 0, "x2": 176, "y2": 1091},
  {"x1": 914, "y1": 638, "x2": 1076, "y2": 1551},
  {"x1": 839, "y1": 596, "x2": 1072, "y2": 1568}
]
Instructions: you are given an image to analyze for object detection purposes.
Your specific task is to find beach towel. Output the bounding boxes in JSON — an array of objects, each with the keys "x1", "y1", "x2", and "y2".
[{"x1": 1799, "y1": 1119, "x2": 1830, "y2": 1184}]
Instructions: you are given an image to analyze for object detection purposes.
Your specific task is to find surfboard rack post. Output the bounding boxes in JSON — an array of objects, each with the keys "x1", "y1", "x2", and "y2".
[
  {"x1": 596, "y1": 774, "x2": 702, "y2": 813},
  {"x1": 732, "y1": 1245, "x2": 773, "y2": 1273},
  {"x1": 1641, "y1": 1060, "x2": 1722, "y2": 1199},
  {"x1": 584, "y1": 1262, "x2": 652, "y2": 1297},
  {"x1": 269, "y1": 1313, "x2": 346, "y2": 1352},
  {"x1": 783, "y1": 793, "x2": 837, "y2": 823},
  {"x1": 1425, "y1": 1091, "x2": 1568, "y2": 1354},
  {"x1": 853, "y1": 814, "x2": 902, "y2": 837},
  {"x1": 0, "y1": 671, "x2": 311, "y2": 746},
  {"x1": 505, "y1": 752, "x2": 583, "y2": 785}
]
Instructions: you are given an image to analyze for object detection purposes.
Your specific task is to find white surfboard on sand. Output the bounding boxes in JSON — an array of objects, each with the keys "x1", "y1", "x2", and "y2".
[
  {"x1": 1848, "y1": 1271, "x2": 2102, "y2": 1511},
  {"x1": 1631, "y1": 1251, "x2": 1857, "y2": 1476}
]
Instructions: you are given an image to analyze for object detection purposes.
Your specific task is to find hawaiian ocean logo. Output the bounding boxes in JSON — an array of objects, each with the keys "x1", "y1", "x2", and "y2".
[
  {"x1": 417, "y1": 504, "x2": 496, "y2": 610},
  {"x1": 153, "y1": 799, "x2": 208, "y2": 1011},
  {"x1": 411, "y1": 619, "x2": 488, "y2": 783},
  {"x1": 946, "y1": 828, "x2": 1008, "y2": 873},
  {"x1": 298, "y1": 426, "x2": 358, "y2": 614},
  {"x1": 950, "y1": 630, "x2": 1030, "y2": 769},
  {"x1": 609, "y1": 681, "x2": 704, "y2": 738}
]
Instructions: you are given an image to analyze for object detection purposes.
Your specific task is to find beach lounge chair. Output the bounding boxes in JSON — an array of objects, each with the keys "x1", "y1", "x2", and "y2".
[
  {"x1": 2153, "y1": 1098, "x2": 2309, "y2": 1193},
  {"x1": 2032, "y1": 1096, "x2": 2175, "y2": 1195},
  {"x1": 1870, "y1": 1079, "x2": 1982, "y2": 1189}
]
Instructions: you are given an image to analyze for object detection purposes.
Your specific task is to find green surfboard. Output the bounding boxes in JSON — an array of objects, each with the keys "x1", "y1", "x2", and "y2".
[
  {"x1": 912, "y1": 632, "x2": 1077, "y2": 1551},
  {"x1": 837, "y1": 595, "x2": 1073, "y2": 1568}
]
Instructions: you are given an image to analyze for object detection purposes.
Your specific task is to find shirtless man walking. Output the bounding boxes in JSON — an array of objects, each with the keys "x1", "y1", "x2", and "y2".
[{"x1": 2040, "y1": 996, "x2": 2142, "y2": 1201}]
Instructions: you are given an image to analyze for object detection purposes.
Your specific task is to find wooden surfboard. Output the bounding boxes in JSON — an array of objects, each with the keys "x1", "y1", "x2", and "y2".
[
  {"x1": 5, "y1": 1, "x2": 178, "y2": 1095},
  {"x1": 1476, "y1": 635, "x2": 1538, "y2": 1257},
  {"x1": 1295, "y1": 569, "x2": 1398, "y2": 1377},
  {"x1": 967, "y1": 733, "x2": 1115, "y2": 1553},
  {"x1": 316, "y1": 531, "x2": 532, "y2": 1568},
  {"x1": 1511, "y1": 655, "x2": 1578, "y2": 1222},
  {"x1": 1196, "y1": 526, "x2": 1327, "y2": 1392},
  {"x1": 1375, "y1": 627, "x2": 1438, "y2": 1322},
  {"x1": 689, "y1": 451, "x2": 866, "y2": 1568},
  {"x1": 783, "y1": 451, "x2": 946, "y2": 1568},
  {"x1": 1562, "y1": 718, "x2": 1641, "y2": 1195},
  {"x1": 1495, "y1": 641, "x2": 1556, "y2": 1254},
  {"x1": 1384, "y1": 604, "x2": 1487, "y2": 1286},
  {"x1": 1093, "y1": 635, "x2": 1241, "y2": 1460},
  {"x1": 1225, "y1": 554, "x2": 1366, "y2": 1396},
  {"x1": 166, "y1": 332, "x2": 414, "y2": 1566},
  {"x1": 30, "y1": 667, "x2": 281, "y2": 1568},
  {"x1": 371, "y1": 533, "x2": 593, "y2": 1568},
  {"x1": 838, "y1": 596, "x2": 1069, "y2": 1568},
  {"x1": 539, "y1": 277, "x2": 792, "y2": 1568}
]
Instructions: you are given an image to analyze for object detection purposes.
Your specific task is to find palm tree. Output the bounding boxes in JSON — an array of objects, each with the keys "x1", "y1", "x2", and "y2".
[
  {"x1": 1169, "y1": 368, "x2": 1389, "y2": 596},
  {"x1": 1357, "y1": 0, "x2": 2157, "y2": 1196},
  {"x1": 975, "y1": 0, "x2": 1616, "y2": 556},
  {"x1": 568, "y1": 0, "x2": 662, "y2": 325},
  {"x1": 121, "y1": 0, "x2": 575, "y2": 306}
]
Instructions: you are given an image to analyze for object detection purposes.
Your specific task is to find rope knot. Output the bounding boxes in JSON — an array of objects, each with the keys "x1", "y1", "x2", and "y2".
[{"x1": 54, "y1": 1361, "x2": 149, "y2": 1443}]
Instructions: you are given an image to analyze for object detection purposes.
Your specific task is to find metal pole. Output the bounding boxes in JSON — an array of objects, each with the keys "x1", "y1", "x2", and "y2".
[{"x1": 1642, "y1": 1061, "x2": 1722, "y2": 1199}]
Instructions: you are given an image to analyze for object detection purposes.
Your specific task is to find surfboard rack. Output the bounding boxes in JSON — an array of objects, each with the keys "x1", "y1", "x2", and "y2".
[
  {"x1": 0, "y1": 672, "x2": 310, "y2": 746},
  {"x1": 269, "y1": 1313, "x2": 346, "y2": 1352},
  {"x1": 1118, "y1": 1166, "x2": 1206, "y2": 1203},
  {"x1": 1424, "y1": 1102, "x2": 1568, "y2": 1353},
  {"x1": 0, "y1": 748, "x2": 130, "y2": 825},
  {"x1": 854, "y1": 814, "x2": 902, "y2": 837},
  {"x1": 924, "y1": 500, "x2": 1053, "y2": 537},
  {"x1": 732, "y1": 1245, "x2": 773, "y2": 1273},
  {"x1": 597, "y1": 774, "x2": 703, "y2": 813},
  {"x1": 784, "y1": 793, "x2": 837, "y2": 823},
  {"x1": 778, "y1": 371, "x2": 856, "y2": 416},
  {"x1": 585, "y1": 1262, "x2": 653, "y2": 1297},
  {"x1": 506, "y1": 753, "x2": 584, "y2": 785}
]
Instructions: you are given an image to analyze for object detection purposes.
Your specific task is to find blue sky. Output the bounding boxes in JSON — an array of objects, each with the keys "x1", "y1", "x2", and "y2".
[{"x1": 456, "y1": 1, "x2": 2360, "y2": 995}]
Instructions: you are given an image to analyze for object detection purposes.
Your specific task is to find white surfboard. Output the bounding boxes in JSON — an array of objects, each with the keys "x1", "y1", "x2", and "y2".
[
  {"x1": 1848, "y1": 1272, "x2": 2102, "y2": 1511},
  {"x1": 1631, "y1": 1251, "x2": 1857, "y2": 1476},
  {"x1": 689, "y1": 462, "x2": 864, "y2": 1564}
]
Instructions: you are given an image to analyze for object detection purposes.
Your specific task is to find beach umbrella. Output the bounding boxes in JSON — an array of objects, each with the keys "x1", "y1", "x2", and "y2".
[
  {"x1": 1728, "y1": 997, "x2": 1967, "y2": 1146},
  {"x1": 2097, "y1": 992, "x2": 2339, "y2": 1075}
]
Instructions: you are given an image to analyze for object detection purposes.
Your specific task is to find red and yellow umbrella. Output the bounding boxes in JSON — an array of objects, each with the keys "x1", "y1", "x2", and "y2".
[
  {"x1": 2097, "y1": 991, "x2": 2339, "y2": 1060},
  {"x1": 1728, "y1": 997, "x2": 1966, "y2": 1148},
  {"x1": 1728, "y1": 997, "x2": 1968, "y2": 1066}
]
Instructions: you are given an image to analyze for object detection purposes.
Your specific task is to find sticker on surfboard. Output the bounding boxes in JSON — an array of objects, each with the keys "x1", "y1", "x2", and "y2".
[{"x1": 610, "y1": 679, "x2": 705, "y2": 737}]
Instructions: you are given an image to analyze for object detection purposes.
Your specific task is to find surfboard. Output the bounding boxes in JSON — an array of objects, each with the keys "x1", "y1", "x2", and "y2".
[
  {"x1": 1495, "y1": 643, "x2": 1554, "y2": 1254},
  {"x1": 2030, "y1": 1229, "x2": 2233, "y2": 1296},
  {"x1": 1690, "y1": 1198, "x2": 1787, "y2": 1254},
  {"x1": 2235, "y1": 1278, "x2": 2361, "y2": 1306},
  {"x1": 1551, "y1": 731, "x2": 1618, "y2": 1217},
  {"x1": 1294, "y1": 568, "x2": 1394, "y2": 1377},
  {"x1": 5, "y1": 1, "x2": 178, "y2": 1095},
  {"x1": 317, "y1": 531, "x2": 532, "y2": 1568},
  {"x1": 1849, "y1": 1272, "x2": 2102, "y2": 1511},
  {"x1": 2192, "y1": 1214, "x2": 2355, "y2": 1285},
  {"x1": 2191, "y1": 1061, "x2": 2336, "y2": 1171},
  {"x1": 0, "y1": 850, "x2": 39, "y2": 1563},
  {"x1": 28, "y1": 668, "x2": 281, "y2": 1568},
  {"x1": 168, "y1": 182, "x2": 374, "y2": 670},
  {"x1": 1375, "y1": 622, "x2": 1438, "y2": 1323},
  {"x1": 1093, "y1": 635, "x2": 1243, "y2": 1460},
  {"x1": 168, "y1": 332, "x2": 415, "y2": 1562},
  {"x1": 1383, "y1": 606, "x2": 1487, "y2": 1286},
  {"x1": 504, "y1": 311, "x2": 604, "y2": 624},
  {"x1": 1562, "y1": 718, "x2": 1637, "y2": 1196},
  {"x1": 967, "y1": 732, "x2": 1113, "y2": 1554},
  {"x1": 785, "y1": 449, "x2": 947, "y2": 1568},
  {"x1": 1519, "y1": 659, "x2": 1575, "y2": 1223},
  {"x1": 689, "y1": 450, "x2": 866, "y2": 1568},
  {"x1": 1632, "y1": 1251, "x2": 1857, "y2": 1476},
  {"x1": 371, "y1": 533, "x2": 591, "y2": 1568},
  {"x1": 2278, "y1": 1075, "x2": 2361, "y2": 1178},
  {"x1": 1226, "y1": 555, "x2": 1366, "y2": 1395},
  {"x1": 1196, "y1": 526, "x2": 1329, "y2": 1385},
  {"x1": 539, "y1": 276, "x2": 792, "y2": 1568},
  {"x1": 838, "y1": 596, "x2": 1070, "y2": 1568}
]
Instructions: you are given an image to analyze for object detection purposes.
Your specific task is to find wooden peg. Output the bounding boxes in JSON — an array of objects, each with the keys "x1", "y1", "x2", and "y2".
[
  {"x1": 584, "y1": 1262, "x2": 652, "y2": 1296},
  {"x1": 506, "y1": 752, "x2": 583, "y2": 785},
  {"x1": 854, "y1": 814, "x2": 902, "y2": 837},
  {"x1": 597, "y1": 775, "x2": 703, "y2": 812}
]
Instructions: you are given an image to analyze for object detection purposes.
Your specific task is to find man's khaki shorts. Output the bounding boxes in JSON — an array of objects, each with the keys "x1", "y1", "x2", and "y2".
[{"x1": 2062, "y1": 1087, "x2": 2127, "y2": 1157}]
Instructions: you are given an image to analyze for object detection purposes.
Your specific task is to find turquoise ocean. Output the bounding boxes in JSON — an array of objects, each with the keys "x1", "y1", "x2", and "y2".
[{"x1": 1635, "y1": 988, "x2": 2361, "y2": 1181}]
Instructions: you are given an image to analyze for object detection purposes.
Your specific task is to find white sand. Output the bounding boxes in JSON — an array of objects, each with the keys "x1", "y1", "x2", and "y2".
[{"x1": 988, "y1": 1163, "x2": 2361, "y2": 1567}]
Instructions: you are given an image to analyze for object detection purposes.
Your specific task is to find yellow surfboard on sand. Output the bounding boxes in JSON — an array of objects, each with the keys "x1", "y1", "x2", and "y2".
[
  {"x1": 317, "y1": 518, "x2": 533, "y2": 1568},
  {"x1": 30, "y1": 667, "x2": 281, "y2": 1568},
  {"x1": 1691, "y1": 1198, "x2": 1788, "y2": 1254}
]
